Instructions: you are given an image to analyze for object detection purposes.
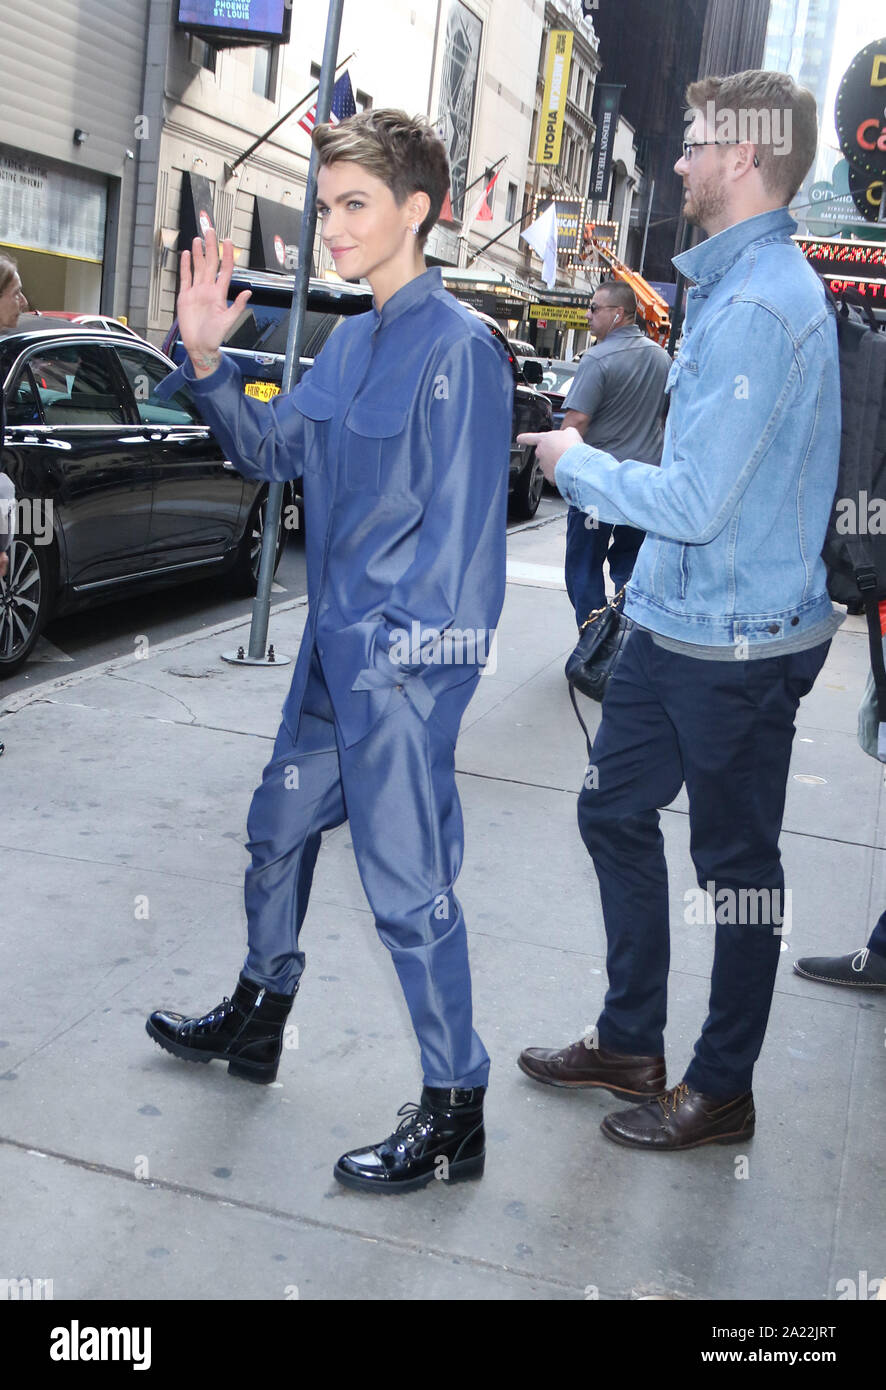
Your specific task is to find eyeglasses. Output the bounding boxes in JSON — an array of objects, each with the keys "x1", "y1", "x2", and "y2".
[
  {"x1": 588, "y1": 303, "x2": 617, "y2": 315},
  {"x1": 682, "y1": 140, "x2": 760, "y2": 167}
]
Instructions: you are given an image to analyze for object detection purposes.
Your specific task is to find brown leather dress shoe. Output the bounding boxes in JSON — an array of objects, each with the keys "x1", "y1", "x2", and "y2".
[
  {"x1": 601, "y1": 1083, "x2": 755, "y2": 1151},
  {"x1": 518, "y1": 1038, "x2": 667, "y2": 1101}
]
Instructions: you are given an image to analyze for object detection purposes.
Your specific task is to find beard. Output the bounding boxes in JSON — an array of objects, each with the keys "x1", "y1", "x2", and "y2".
[{"x1": 683, "y1": 172, "x2": 728, "y2": 231}]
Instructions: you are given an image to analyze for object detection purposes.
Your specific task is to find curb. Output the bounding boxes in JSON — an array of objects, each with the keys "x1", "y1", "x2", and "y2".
[{"x1": 0, "y1": 595, "x2": 310, "y2": 719}]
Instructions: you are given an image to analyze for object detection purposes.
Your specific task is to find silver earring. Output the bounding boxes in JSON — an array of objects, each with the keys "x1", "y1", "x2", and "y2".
[{"x1": 411, "y1": 222, "x2": 419, "y2": 235}]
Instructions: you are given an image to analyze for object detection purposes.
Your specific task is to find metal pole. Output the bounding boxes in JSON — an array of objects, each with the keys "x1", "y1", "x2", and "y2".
[
  {"x1": 638, "y1": 178, "x2": 654, "y2": 278},
  {"x1": 466, "y1": 204, "x2": 536, "y2": 262},
  {"x1": 236, "y1": 0, "x2": 347, "y2": 666}
]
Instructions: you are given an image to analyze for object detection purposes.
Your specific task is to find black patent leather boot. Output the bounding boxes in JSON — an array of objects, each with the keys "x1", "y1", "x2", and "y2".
[
  {"x1": 146, "y1": 973, "x2": 295, "y2": 1084},
  {"x1": 333, "y1": 1085, "x2": 486, "y2": 1193}
]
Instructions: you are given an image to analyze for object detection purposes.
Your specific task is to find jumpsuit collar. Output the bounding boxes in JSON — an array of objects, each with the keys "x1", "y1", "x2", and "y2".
[{"x1": 371, "y1": 266, "x2": 443, "y2": 330}]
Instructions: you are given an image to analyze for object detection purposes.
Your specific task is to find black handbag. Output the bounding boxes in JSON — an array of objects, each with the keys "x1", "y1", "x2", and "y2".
[{"x1": 565, "y1": 588, "x2": 633, "y2": 748}]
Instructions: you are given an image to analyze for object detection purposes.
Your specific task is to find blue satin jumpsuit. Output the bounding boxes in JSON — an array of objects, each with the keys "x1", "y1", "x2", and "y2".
[{"x1": 158, "y1": 268, "x2": 514, "y2": 1090}]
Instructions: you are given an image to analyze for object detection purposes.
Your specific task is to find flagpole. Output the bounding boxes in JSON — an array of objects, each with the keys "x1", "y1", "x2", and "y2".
[
  {"x1": 452, "y1": 153, "x2": 508, "y2": 218},
  {"x1": 225, "y1": 50, "x2": 356, "y2": 180},
  {"x1": 466, "y1": 206, "x2": 537, "y2": 263},
  {"x1": 224, "y1": 0, "x2": 347, "y2": 667}
]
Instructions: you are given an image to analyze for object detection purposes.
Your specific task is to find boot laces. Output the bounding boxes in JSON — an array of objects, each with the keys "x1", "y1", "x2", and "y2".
[
  {"x1": 852, "y1": 948, "x2": 870, "y2": 972},
  {"x1": 390, "y1": 1101, "x2": 435, "y2": 1156},
  {"x1": 180, "y1": 997, "x2": 235, "y2": 1038},
  {"x1": 657, "y1": 1082, "x2": 690, "y2": 1119}
]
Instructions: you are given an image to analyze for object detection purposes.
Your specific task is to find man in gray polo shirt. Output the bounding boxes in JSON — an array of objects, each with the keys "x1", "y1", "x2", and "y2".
[{"x1": 563, "y1": 281, "x2": 670, "y2": 624}]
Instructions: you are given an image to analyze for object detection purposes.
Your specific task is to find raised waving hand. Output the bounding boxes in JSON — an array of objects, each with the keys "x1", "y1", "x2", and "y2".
[{"x1": 177, "y1": 229, "x2": 252, "y2": 379}]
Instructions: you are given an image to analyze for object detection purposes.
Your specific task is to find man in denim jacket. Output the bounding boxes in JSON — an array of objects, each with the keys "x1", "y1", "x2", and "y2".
[{"x1": 518, "y1": 71, "x2": 840, "y2": 1150}]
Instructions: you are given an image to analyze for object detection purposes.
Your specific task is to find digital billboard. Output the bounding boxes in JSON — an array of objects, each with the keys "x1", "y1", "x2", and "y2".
[{"x1": 176, "y1": 1, "x2": 292, "y2": 45}]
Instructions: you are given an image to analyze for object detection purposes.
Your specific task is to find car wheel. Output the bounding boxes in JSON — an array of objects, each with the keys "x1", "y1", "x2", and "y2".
[
  {"x1": 0, "y1": 534, "x2": 56, "y2": 676},
  {"x1": 229, "y1": 487, "x2": 287, "y2": 597},
  {"x1": 509, "y1": 448, "x2": 544, "y2": 520}
]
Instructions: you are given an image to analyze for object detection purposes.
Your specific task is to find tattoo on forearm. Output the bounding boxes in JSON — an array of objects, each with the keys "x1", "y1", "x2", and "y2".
[{"x1": 192, "y1": 351, "x2": 221, "y2": 373}]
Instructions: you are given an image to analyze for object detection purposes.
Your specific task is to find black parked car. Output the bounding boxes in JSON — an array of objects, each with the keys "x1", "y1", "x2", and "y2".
[
  {"x1": 164, "y1": 270, "x2": 553, "y2": 521},
  {"x1": 0, "y1": 318, "x2": 292, "y2": 675},
  {"x1": 461, "y1": 308, "x2": 552, "y2": 519}
]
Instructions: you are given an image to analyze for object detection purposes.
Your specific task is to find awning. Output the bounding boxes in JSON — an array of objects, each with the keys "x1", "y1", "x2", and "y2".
[
  {"x1": 250, "y1": 195, "x2": 315, "y2": 275},
  {"x1": 442, "y1": 267, "x2": 539, "y2": 318},
  {"x1": 179, "y1": 171, "x2": 216, "y2": 253},
  {"x1": 444, "y1": 267, "x2": 537, "y2": 294},
  {"x1": 531, "y1": 283, "x2": 594, "y2": 307}
]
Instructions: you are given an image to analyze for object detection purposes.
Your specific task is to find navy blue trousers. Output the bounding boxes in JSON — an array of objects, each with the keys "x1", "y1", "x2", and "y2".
[
  {"x1": 577, "y1": 627, "x2": 831, "y2": 1098},
  {"x1": 240, "y1": 652, "x2": 489, "y2": 1091},
  {"x1": 565, "y1": 503, "x2": 645, "y2": 625}
]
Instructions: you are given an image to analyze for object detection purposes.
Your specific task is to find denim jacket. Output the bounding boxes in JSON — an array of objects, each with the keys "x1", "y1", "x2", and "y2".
[
  {"x1": 555, "y1": 208, "x2": 841, "y2": 649},
  {"x1": 157, "y1": 268, "x2": 513, "y2": 746}
]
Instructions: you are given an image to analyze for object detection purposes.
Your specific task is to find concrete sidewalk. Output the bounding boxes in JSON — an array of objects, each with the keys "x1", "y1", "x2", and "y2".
[{"x1": 1, "y1": 515, "x2": 883, "y2": 1302}]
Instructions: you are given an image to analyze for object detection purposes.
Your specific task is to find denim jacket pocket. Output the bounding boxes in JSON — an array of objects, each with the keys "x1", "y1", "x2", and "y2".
[
  {"x1": 678, "y1": 543, "x2": 690, "y2": 599},
  {"x1": 343, "y1": 402, "x2": 409, "y2": 491}
]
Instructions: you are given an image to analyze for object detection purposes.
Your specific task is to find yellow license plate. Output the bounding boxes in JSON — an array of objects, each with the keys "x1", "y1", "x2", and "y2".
[{"x1": 244, "y1": 380, "x2": 281, "y2": 401}]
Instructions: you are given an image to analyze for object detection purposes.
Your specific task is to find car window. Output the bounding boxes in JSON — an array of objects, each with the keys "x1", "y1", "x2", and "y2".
[
  {"x1": 26, "y1": 344, "x2": 126, "y2": 425},
  {"x1": 222, "y1": 303, "x2": 336, "y2": 358},
  {"x1": 114, "y1": 347, "x2": 201, "y2": 425},
  {"x1": 4, "y1": 371, "x2": 42, "y2": 425},
  {"x1": 540, "y1": 364, "x2": 579, "y2": 394}
]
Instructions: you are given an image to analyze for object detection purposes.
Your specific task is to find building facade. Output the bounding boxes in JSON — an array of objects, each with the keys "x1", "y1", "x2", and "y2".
[
  {"x1": 0, "y1": 0, "x2": 149, "y2": 317},
  {"x1": 130, "y1": 0, "x2": 437, "y2": 343},
  {"x1": 0, "y1": 0, "x2": 654, "y2": 355}
]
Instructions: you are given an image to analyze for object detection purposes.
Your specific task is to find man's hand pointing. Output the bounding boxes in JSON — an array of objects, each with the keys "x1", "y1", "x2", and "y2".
[{"x1": 516, "y1": 426, "x2": 584, "y2": 485}]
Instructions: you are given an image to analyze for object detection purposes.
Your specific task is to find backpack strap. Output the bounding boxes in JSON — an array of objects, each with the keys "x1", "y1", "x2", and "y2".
[
  {"x1": 822, "y1": 279, "x2": 880, "y2": 332},
  {"x1": 857, "y1": 570, "x2": 886, "y2": 722}
]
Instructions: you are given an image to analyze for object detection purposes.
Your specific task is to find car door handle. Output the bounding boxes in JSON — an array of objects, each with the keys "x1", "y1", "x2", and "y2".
[{"x1": 151, "y1": 430, "x2": 212, "y2": 442}]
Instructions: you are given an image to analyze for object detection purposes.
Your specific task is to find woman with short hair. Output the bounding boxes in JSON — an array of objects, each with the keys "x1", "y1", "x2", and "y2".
[{"x1": 147, "y1": 110, "x2": 514, "y2": 1193}]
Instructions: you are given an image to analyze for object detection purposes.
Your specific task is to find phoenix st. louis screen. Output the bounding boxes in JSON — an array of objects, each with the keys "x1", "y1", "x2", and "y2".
[{"x1": 177, "y1": 1, "x2": 290, "y2": 41}]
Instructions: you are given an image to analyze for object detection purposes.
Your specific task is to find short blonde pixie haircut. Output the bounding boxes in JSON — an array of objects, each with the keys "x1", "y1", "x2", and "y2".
[{"x1": 312, "y1": 109, "x2": 450, "y2": 248}]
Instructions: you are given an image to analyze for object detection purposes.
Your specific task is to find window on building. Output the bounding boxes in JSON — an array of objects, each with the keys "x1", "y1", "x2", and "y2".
[
  {"x1": 484, "y1": 166, "x2": 497, "y2": 214},
  {"x1": 190, "y1": 36, "x2": 217, "y2": 73},
  {"x1": 575, "y1": 70, "x2": 583, "y2": 108},
  {"x1": 505, "y1": 181, "x2": 518, "y2": 223},
  {"x1": 253, "y1": 44, "x2": 280, "y2": 101}
]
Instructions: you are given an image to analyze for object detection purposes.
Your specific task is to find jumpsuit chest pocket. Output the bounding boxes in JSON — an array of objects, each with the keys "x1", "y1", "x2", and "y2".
[
  {"x1": 342, "y1": 401, "x2": 409, "y2": 492},
  {"x1": 293, "y1": 379, "x2": 335, "y2": 473}
]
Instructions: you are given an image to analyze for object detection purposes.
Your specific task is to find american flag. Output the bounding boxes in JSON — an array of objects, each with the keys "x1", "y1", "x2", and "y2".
[{"x1": 298, "y1": 72, "x2": 357, "y2": 135}]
